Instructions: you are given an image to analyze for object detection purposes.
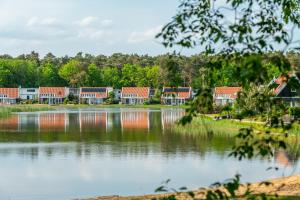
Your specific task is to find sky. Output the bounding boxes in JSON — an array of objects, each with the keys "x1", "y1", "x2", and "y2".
[{"x1": 0, "y1": 0, "x2": 200, "y2": 57}]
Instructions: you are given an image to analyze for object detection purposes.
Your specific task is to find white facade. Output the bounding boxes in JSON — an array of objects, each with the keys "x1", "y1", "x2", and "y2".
[
  {"x1": 79, "y1": 87, "x2": 113, "y2": 105},
  {"x1": 214, "y1": 94, "x2": 235, "y2": 106},
  {"x1": 113, "y1": 89, "x2": 121, "y2": 100},
  {"x1": 19, "y1": 88, "x2": 39, "y2": 100},
  {"x1": 0, "y1": 95, "x2": 17, "y2": 104}
]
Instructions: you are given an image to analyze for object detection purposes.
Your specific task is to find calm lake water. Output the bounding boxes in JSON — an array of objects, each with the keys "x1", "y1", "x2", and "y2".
[{"x1": 0, "y1": 108, "x2": 298, "y2": 200}]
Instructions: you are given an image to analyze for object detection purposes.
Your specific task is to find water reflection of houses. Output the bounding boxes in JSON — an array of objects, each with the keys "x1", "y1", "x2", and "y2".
[
  {"x1": 79, "y1": 112, "x2": 108, "y2": 132},
  {"x1": 161, "y1": 109, "x2": 185, "y2": 130},
  {"x1": 37, "y1": 112, "x2": 109, "y2": 133},
  {"x1": 121, "y1": 109, "x2": 150, "y2": 131},
  {"x1": 0, "y1": 109, "x2": 185, "y2": 133},
  {"x1": 275, "y1": 150, "x2": 299, "y2": 167},
  {"x1": 0, "y1": 112, "x2": 111, "y2": 133},
  {"x1": 38, "y1": 113, "x2": 69, "y2": 132},
  {"x1": 0, "y1": 115, "x2": 20, "y2": 131}
]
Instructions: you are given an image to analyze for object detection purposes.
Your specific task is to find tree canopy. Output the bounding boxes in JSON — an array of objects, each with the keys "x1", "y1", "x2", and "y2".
[{"x1": 0, "y1": 51, "x2": 295, "y2": 89}]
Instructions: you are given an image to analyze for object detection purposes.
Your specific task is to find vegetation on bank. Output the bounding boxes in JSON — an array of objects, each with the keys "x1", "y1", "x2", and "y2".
[
  {"x1": 0, "y1": 105, "x2": 55, "y2": 117},
  {"x1": 0, "y1": 103, "x2": 187, "y2": 117},
  {"x1": 171, "y1": 116, "x2": 300, "y2": 136}
]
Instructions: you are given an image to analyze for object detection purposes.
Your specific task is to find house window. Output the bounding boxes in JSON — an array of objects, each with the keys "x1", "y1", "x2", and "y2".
[{"x1": 291, "y1": 89, "x2": 296, "y2": 93}]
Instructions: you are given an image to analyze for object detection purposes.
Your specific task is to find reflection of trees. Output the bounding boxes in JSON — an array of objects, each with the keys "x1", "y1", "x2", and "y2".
[
  {"x1": 0, "y1": 130, "x2": 235, "y2": 159},
  {"x1": 160, "y1": 132, "x2": 234, "y2": 158}
]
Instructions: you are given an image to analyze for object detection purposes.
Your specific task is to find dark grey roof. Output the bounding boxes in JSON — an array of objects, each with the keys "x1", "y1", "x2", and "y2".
[
  {"x1": 81, "y1": 88, "x2": 106, "y2": 93},
  {"x1": 163, "y1": 87, "x2": 190, "y2": 93}
]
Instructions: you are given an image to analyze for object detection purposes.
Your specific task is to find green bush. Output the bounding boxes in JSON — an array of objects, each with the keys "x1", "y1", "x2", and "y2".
[
  {"x1": 149, "y1": 98, "x2": 161, "y2": 104},
  {"x1": 63, "y1": 98, "x2": 69, "y2": 104},
  {"x1": 143, "y1": 100, "x2": 150, "y2": 105},
  {"x1": 289, "y1": 107, "x2": 300, "y2": 119}
]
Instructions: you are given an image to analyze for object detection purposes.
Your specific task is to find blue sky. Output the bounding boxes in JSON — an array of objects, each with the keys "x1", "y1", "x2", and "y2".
[{"x1": 0, "y1": 0, "x2": 200, "y2": 57}]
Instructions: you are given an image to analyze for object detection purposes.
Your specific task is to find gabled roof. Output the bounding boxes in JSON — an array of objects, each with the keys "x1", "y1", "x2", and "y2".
[
  {"x1": 80, "y1": 87, "x2": 108, "y2": 98},
  {"x1": 39, "y1": 87, "x2": 66, "y2": 98},
  {"x1": 162, "y1": 87, "x2": 192, "y2": 99},
  {"x1": 0, "y1": 88, "x2": 19, "y2": 98},
  {"x1": 214, "y1": 87, "x2": 242, "y2": 99},
  {"x1": 121, "y1": 87, "x2": 150, "y2": 98},
  {"x1": 272, "y1": 73, "x2": 300, "y2": 96}
]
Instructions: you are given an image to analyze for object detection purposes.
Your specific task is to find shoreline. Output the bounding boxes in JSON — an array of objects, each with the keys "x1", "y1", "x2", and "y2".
[
  {"x1": 84, "y1": 174, "x2": 300, "y2": 200},
  {"x1": 0, "y1": 104, "x2": 186, "y2": 117},
  {"x1": 0, "y1": 103, "x2": 188, "y2": 110}
]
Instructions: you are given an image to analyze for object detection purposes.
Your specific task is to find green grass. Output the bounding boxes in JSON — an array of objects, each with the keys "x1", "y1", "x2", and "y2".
[
  {"x1": 172, "y1": 116, "x2": 300, "y2": 136},
  {"x1": 0, "y1": 105, "x2": 55, "y2": 118},
  {"x1": 171, "y1": 116, "x2": 247, "y2": 136},
  {"x1": 44, "y1": 103, "x2": 188, "y2": 109},
  {"x1": 0, "y1": 103, "x2": 187, "y2": 118}
]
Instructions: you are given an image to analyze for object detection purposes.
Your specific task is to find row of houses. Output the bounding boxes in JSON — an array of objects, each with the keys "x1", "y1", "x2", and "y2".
[
  {"x1": 0, "y1": 86, "x2": 194, "y2": 105},
  {"x1": 0, "y1": 74, "x2": 299, "y2": 106}
]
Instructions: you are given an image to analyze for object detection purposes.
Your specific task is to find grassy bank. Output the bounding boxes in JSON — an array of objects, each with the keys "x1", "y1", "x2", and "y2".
[
  {"x1": 57, "y1": 103, "x2": 188, "y2": 109},
  {"x1": 0, "y1": 103, "x2": 187, "y2": 118},
  {"x1": 0, "y1": 105, "x2": 55, "y2": 118},
  {"x1": 171, "y1": 116, "x2": 300, "y2": 136}
]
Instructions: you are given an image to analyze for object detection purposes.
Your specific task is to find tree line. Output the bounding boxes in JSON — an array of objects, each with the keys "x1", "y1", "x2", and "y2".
[{"x1": 0, "y1": 51, "x2": 299, "y2": 89}]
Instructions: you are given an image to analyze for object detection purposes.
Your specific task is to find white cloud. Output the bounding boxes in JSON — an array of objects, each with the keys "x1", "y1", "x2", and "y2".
[
  {"x1": 77, "y1": 16, "x2": 112, "y2": 27},
  {"x1": 78, "y1": 16, "x2": 98, "y2": 27},
  {"x1": 0, "y1": 0, "x2": 187, "y2": 56},
  {"x1": 77, "y1": 29, "x2": 104, "y2": 39},
  {"x1": 27, "y1": 17, "x2": 60, "y2": 27},
  {"x1": 128, "y1": 25, "x2": 162, "y2": 44},
  {"x1": 75, "y1": 16, "x2": 113, "y2": 41}
]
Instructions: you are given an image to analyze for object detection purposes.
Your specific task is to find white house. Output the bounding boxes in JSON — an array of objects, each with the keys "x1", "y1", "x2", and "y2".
[
  {"x1": 0, "y1": 88, "x2": 19, "y2": 104},
  {"x1": 121, "y1": 87, "x2": 150, "y2": 105},
  {"x1": 39, "y1": 87, "x2": 68, "y2": 104},
  {"x1": 19, "y1": 88, "x2": 39, "y2": 100},
  {"x1": 80, "y1": 87, "x2": 113, "y2": 104},
  {"x1": 213, "y1": 87, "x2": 242, "y2": 106}
]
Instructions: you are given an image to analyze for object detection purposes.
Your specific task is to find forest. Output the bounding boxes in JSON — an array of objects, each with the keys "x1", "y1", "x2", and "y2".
[{"x1": 0, "y1": 51, "x2": 299, "y2": 89}]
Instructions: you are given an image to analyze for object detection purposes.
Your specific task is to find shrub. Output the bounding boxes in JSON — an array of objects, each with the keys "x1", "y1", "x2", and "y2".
[
  {"x1": 149, "y1": 98, "x2": 161, "y2": 104},
  {"x1": 289, "y1": 107, "x2": 300, "y2": 119},
  {"x1": 143, "y1": 100, "x2": 150, "y2": 105},
  {"x1": 63, "y1": 98, "x2": 69, "y2": 104}
]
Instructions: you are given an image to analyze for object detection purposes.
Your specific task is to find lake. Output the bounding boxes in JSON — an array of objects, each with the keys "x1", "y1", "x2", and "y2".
[{"x1": 0, "y1": 108, "x2": 298, "y2": 200}]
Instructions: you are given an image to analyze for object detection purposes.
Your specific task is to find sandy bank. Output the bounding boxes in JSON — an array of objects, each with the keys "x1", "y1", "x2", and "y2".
[{"x1": 84, "y1": 174, "x2": 300, "y2": 200}]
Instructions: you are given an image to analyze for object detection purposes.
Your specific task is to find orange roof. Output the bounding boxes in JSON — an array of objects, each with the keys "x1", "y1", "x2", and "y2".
[
  {"x1": 39, "y1": 87, "x2": 66, "y2": 98},
  {"x1": 121, "y1": 87, "x2": 150, "y2": 98},
  {"x1": 0, "y1": 88, "x2": 19, "y2": 98},
  {"x1": 214, "y1": 87, "x2": 242, "y2": 99},
  {"x1": 162, "y1": 87, "x2": 191, "y2": 99},
  {"x1": 275, "y1": 75, "x2": 288, "y2": 85},
  {"x1": 80, "y1": 87, "x2": 108, "y2": 98}
]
